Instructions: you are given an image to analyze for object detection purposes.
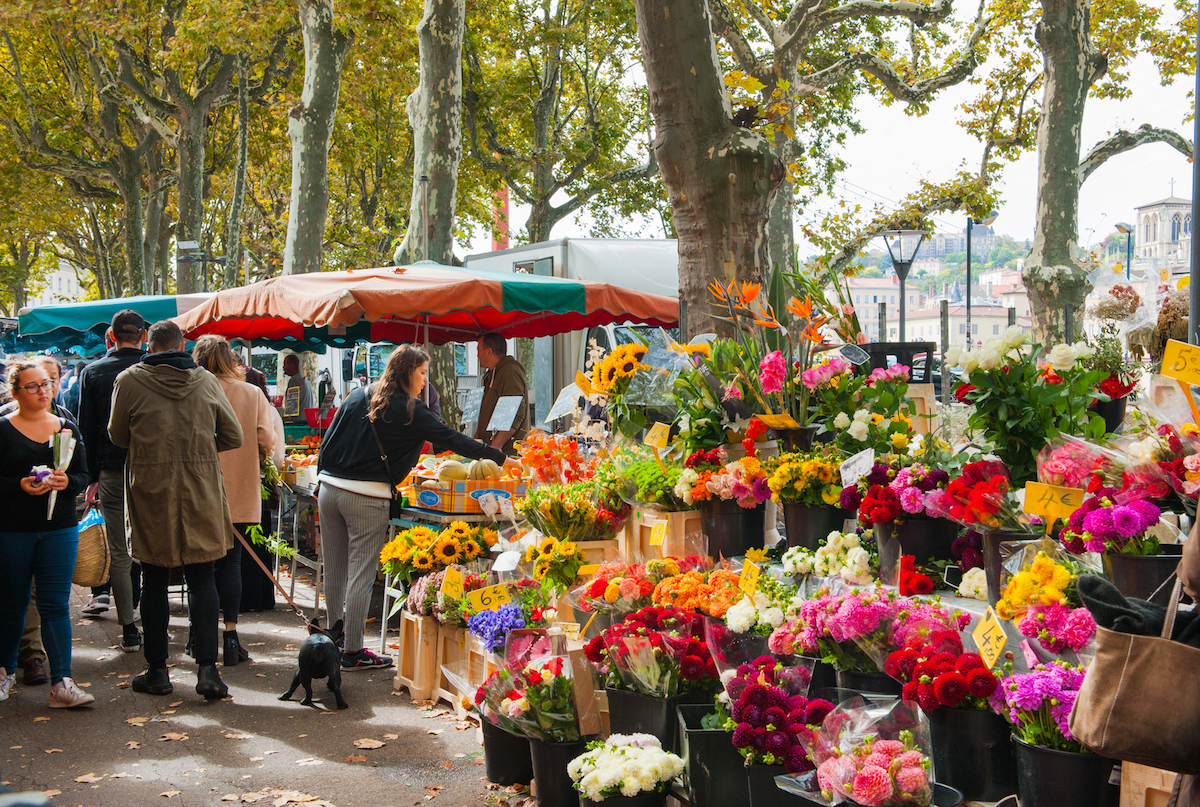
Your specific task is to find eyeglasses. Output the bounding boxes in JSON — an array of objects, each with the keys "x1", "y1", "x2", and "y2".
[{"x1": 19, "y1": 381, "x2": 54, "y2": 394}]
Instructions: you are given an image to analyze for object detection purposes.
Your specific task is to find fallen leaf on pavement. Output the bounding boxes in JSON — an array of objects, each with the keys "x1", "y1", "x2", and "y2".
[
  {"x1": 33, "y1": 717, "x2": 50, "y2": 722},
  {"x1": 160, "y1": 710, "x2": 177, "y2": 715},
  {"x1": 75, "y1": 773, "x2": 104, "y2": 783},
  {"x1": 263, "y1": 750, "x2": 278, "y2": 756},
  {"x1": 117, "y1": 674, "x2": 129, "y2": 679},
  {"x1": 438, "y1": 761, "x2": 454, "y2": 769},
  {"x1": 44, "y1": 749, "x2": 63, "y2": 754},
  {"x1": 224, "y1": 733, "x2": 252, "y2": 740},
  {"x1": 221, "y1": 795, "x2": 239, "y2": 802},
  {"x1": 77, "y1": 682, "x2": 91, "y2": 687},
  {"x1": 117, "y1": 682, "x2": 131, "y2": 688},
  {"x1": 426, "y1": 729, "x2": 443, "y2": 735},
  {"x1": 161, "y1": 790, "x2": 181, "y2": 798},
  {"x1": 158, "y1": 733, "x2": 188, "y2": 742},
  {"x1": 126, "y1": 717, "x2": 149, "y2": 726},
  {"x1": 168, "y1": 701, "x2": 182, "y2": 707},
  {"x1": 421, "y1": 709, "x2": 448, "y2": 719},
  {"x1": 8, "y1": 745, "x2": 19, "y2": 749},
  {"x1": 344, "y1": 755, "x2": 368, "y2": 762},
  {"x1": 126, "y1": 741, "x2": 142, "y2": 749},
  {"x1": 41, "y1": 791, "x2": 60, "y2": 798},
  {"x1": 383, "y1": 734, "x2": 398, "y2": 740},
  {"x1": 247, "y1": 642, "x2": 266, "y2": 647},
  {"x1": 353, "y1": 739, "x2": 384, "y2": 749},
  {"x1": 295, "y1": 758, "x2": 322, "y2": 766},
  {"x1": 109, "y1": 772, "x2": 137, "y2": 779}
]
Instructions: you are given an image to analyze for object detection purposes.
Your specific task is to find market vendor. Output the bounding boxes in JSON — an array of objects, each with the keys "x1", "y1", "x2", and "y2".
[
  {"x1": 316, "y1": 344, "x2": 520, "y2": 670},
  {"x1": 473, "y1": 333, "x2": 529, "y2": 455},
  {"x1": 281, "y1": 353, "x2": 314, "y2": 425}
]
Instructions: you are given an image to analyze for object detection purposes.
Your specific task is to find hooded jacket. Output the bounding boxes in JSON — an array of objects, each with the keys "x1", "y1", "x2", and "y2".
[{"x1": 108, "y1": 351, "x2": 243, "y2": 567}]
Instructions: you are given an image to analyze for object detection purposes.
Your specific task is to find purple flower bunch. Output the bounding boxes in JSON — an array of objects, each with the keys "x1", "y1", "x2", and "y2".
[
  {"x1": 890, "y1": 464, "x2": 951, "y2": 517},
  {"x1": 951, "y1": 530, "x2": 984, "y2": 571},
  {"x1": 1017, "y1": 603, "x2": 1096, "y2": 653},
  {"x1": 1059, "y1": 488, "x2": 1161, "y2": 554},
  {"x1": 991, "y1": 661, "x2": 1087, "y2": 752},
  {"x1": 468, "y1": 603, "x2": 526, "y2": 651}
]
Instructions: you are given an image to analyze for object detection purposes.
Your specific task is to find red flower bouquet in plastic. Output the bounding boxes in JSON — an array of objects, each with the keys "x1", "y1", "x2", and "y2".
[
  {"x1": 724, "y1": 655, "x2": 835, "y2": 773},
  {"x1": 885, "y1": 640, "x2": 998, "y2": 712},
  {"x1": 924, "y1": 459, "x2": 1029, "y2": 531},
  {"x1": 584, "y1": 606, "x2": 718, "y2": 696}
]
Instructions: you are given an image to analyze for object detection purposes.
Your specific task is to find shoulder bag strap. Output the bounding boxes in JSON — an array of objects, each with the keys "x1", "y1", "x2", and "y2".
[
  {"x1": 1163, "y1": 576, "x2": 1185, "y2": 640},
  {"x1": 367, "y1": 417, "x2": 399, "y2": 499}
]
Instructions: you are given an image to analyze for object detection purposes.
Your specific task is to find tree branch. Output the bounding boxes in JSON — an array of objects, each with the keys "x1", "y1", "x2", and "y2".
[
  {"x1": 708, "y1": 0, "x2": 770, "y2": 83},
  {"x1": 1078, "y1": 124, "x2": 1193, "y2": 184}
]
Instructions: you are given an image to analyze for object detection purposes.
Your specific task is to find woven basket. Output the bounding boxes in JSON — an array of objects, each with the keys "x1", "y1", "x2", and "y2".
[{"x1": 73, "y1": 515, "x2": 110, "y2": 588}]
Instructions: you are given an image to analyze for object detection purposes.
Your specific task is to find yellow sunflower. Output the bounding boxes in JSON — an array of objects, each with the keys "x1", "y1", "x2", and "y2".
[
  {"x1": 433, "y1": 535, "x2": 463, "y2": 564},
  {"x1": 407, "y1": 526, "x2": 437, "y2": 547},
  {"x1": 597, "y1": 356, "x2": 621, "y2": 391},
  {"x1": 461, "y1": 539, "x2": 482, "y2": 560},
  {"x1": 482, "y1": 529, "x2": 498, "y2": 548},
  {"x1": 448, "y1": 521, "x2": 472, "y2": 540},
  {"x1": 412, "y1": 550, "x2": 435, "y2": 571},
  {"x1": 558, "y1": 541, "x2": 578, "y2": 558},
  {"x1": 538, "y1": 536, "x2": 557, "y2": 556},
  {"x1": 537, "y1": 551, "x2": 554, "y2": 563},
  {"x1": 524, "y1": 545, "x2": 539, "y2": 564},
  {"x1": 534, "y1": 562, "x2": 550, "y2": 580}
]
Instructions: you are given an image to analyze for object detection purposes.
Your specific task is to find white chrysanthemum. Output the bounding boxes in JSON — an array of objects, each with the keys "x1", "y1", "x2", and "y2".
[
  {"x1": 959, "y1": 567, "x2": 988, "y2": 600},
  {"x1": 782, "y1": 546, "x2": 814, "y2": 576},
  {"x1": 725, "y1": 600, "x2": 756, "y2": 634},
  {"x1": 762, "y1": 607, "x2": 785, "y2": 628}
]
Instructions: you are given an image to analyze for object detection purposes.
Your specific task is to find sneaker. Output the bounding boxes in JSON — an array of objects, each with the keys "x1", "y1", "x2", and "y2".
[
  {"x1": 340, "y1": 648, "x2": 394, "y2": 671},
  {"x1": 49, "y1": 677, "x2": 95, "y2": 709},
  {"x1": 81, "y1": 594, "x2": 111, "y2": 616},
  {"x1": 121, "y1": 624, "x2": 143, "y2": 653},
  {"x1": 0, "y1": 668, "x2": 13, "y2": 701}
]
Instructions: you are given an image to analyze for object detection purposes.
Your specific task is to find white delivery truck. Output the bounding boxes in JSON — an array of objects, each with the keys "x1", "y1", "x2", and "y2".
[{"x1": 463, "y1": 238, "x2": 680, "y2": 426}]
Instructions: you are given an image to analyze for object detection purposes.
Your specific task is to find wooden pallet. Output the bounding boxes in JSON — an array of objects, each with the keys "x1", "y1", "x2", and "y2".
[{"x1": 392, "y1": 610, "x2": 438, "y2": 701}]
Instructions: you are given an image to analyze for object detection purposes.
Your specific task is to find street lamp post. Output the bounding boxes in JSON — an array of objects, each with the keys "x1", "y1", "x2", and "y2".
[
  {"x1": 965, "y1": 212, "x2": 999, "y2": 350},
  {"x1": 1115, "y1": 222, "x2": 1133, "y2": 280},
  {"x1": 880, "y1": 230, "x2": 929, "y2": 342}
]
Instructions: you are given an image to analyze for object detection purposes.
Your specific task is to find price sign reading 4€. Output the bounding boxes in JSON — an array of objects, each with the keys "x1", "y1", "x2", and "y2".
[
  {"x1": 1023, "y1": 482, "x2": 1084, "y2": 530},
  {"x1": 644, "y1": 422, "x2": 671, "y2": 449},
  {"x1": 739, "y1": 561, "x2": 761, "y2": 597},
  {"x1": 467, "y1": 583, "x2": 511, "y2": 612},
  {"x1": 440, "y1": 567, "x2": 464, "y2": 600},
  {"x1": 972, "y1": 606, "x2": 1008, "y2": 669}
]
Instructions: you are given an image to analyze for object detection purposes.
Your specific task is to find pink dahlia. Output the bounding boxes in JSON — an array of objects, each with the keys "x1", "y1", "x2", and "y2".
[
  {"x1": 852, "y1": 765, "x2": 895, "y2": 806},
  {"x1": 895, "y1": 765, "x2": 929, "y2": 794}
]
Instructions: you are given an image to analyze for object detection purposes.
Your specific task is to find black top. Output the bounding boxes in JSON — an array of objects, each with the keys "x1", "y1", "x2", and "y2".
[
  {"x1": 78, "y1": 346, "x2": 146, "y2": 481},
  {"x1": 0, "y1": 416, "x2": 90, "y2": 531},
  {"x1": 318, "y1": 386, "x2": 505, "y2": 485}
]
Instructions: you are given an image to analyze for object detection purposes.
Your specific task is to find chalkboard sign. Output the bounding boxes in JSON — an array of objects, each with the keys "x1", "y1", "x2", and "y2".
[
  {"x1": 838, "y1": 344, "x2": 871, "y2": 366},
  {"x1": 487, "y1": 395, "x2": 523, "y2": 432},
  {"x1": 544, "y1": 383, "x2": 582, "y2": 423},
  {"x1": 461, "y1": 387, "x2": 485, "y2": 424},
  {"x1": 318, "y1": 390, "x2": 336, "y2": 420},
  {"x1": 282, "y1": 387, "x2": 301, "y2": 418}
]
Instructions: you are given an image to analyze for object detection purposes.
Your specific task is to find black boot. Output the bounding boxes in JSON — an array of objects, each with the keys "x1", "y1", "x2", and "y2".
[
  {"x1": 196, "y1": 664, "x2": 229, "y2": 701},
  {"x1": 131, "y1": 667, "x2": 173, "y2": 696},
  {"x1": 223, "y1": 631, "x2": 251, "y2": 666}
]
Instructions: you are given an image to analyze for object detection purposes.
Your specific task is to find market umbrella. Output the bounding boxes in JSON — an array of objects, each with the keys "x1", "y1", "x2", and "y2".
[
  {"x1": 171, "y1": 264, "x2": 679, "y2": 345},
  {"x1": 17, "y1": 294, "x2": 215, "y2": 353}
]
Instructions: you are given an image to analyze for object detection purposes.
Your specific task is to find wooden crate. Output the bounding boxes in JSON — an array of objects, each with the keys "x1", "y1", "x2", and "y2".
[
  {"x1": 620, "y1": 509, "x2": 704, "y2": 562},
  {"x1": 908, "y1": 383, "x2": 939, "y2": 434},
  {"x1": 1121, "y1": 762, "x2": 1178, "y2": 807},
  {"x1": 577, "y1": 539, "x2": 619, "y2": 565},
  {"x1": 393, "y1": 610, "x2": 438, "y2": 701},
  {"x1": 433, "y1": 625, "x2": 469, "y2": 707}
]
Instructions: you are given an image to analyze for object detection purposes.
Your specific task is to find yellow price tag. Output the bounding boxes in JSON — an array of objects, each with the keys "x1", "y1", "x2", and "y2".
[
  {"x1": 575, "y1": 371, "x2": 596, "y2": 396},
  {"x1": 440, "y1": 567, "x2": 464, "y2": 600},
  {"x1": 467, "y1": 583, "x2": 511, "y2": 612},
  {"x1": 1023, "y1": 481, "x2": 1085, "y2": 531},
  {"x1": 644, "y1": 422, "x2": 671, "y2": 449},
  {"x1": 972, "y1": 606, "x2": 1008, "y2": 669},
  {"x1": 577, "y1": 564, "x2": 600, "y2": 577},
  {"x1": 739, "y1": 561, "x2": 761, "y2": 597},
  {"x1": 1163, "y1": 340, "x2": 1200, "y2": 387},
  {"x1": 650, "y1": 521, "x2": 667, "y2": 546},
  {"x1": 559, "y1": 622, "x2": 581, "y2": 640},
  {"x1": 757, "y1": 413, "x2": 802, "y2": 429}
]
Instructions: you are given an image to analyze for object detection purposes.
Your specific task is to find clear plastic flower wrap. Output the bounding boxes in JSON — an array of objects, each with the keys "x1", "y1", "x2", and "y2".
[
  {"x1": 994, "y1": 542, "x2": 1101, "y2": 660},
  {"x1": 724, "y1": 655, "x2": 834, "y2": 773},
  {"x1": 785, "y1": 695, "x2": 936, "y2": 806},
  {"x1": 705, "y1": 616, "x2": 816, "y2": 700},
  {"x1": 609, "y1": 439, "x2": 692, "y2": 511},
  {"x1": 567, "y1": 734, "x2": 685, "y2": 801},
  {"x1": 504, "y1": 628, "x2": 553, "y2": 671},
  {"x1": 1036, "y1": 435, "x2": 1115, "y2": 490},
  {"x1": 623, "y1": 328, "x2": 691, "y2": 407},
  {"x1": 584, "y1": 605, "x2": 718, "y2": 696},
  {"x1": 470, "y1": 666, "x2": 545, "y2": 739},
  {"x1": 850, "y1": 600, "x2": 970, "y2": 678},
  {"x1": 521, "y1": 654, "x2": 581, "y2": 742}
]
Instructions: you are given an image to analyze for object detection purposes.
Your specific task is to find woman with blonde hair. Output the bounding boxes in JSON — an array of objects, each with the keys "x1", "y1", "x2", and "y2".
[
  {"x1": 317, "y1": 344, "x2": 519, "y2": 669},
  {"x1": 192, "y1": 335, "x2": 276, "y2": 665}
]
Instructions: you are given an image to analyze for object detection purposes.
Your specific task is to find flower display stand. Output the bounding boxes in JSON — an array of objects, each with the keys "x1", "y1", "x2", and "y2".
[
  {"x1": 620, "y1": 509, "x2": 704, "y2": 562},
  {"x1": 393, "y1": 610, "x2": 438, "y2": 701},
  {"x1": 463, "y1": 634, "x2": 501, "y2": 716},
  {"x1": 577, "y1": 539, "x2": 620, "y2": 565},
  {"x1": 433, "y1": 625, "x2": 468, "y2": 708}
]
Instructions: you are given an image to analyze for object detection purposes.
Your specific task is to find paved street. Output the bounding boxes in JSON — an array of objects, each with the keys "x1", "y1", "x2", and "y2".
[{"x1": 0, "y1": 581, "x2": 498, "y2": 807}]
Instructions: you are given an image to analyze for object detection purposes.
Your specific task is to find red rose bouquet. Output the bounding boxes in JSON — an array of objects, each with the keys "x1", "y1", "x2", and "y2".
[
  {"x1": 584, "y1": 606, "x2": 718, "y2": 696},
  {"x1": 522, "y1": 655, "x2": 581, "y2": 742}
]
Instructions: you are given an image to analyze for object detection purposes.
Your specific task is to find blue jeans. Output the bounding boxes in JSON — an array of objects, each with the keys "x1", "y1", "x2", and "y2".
[{"x1": 0, "y1": 527, "x2": 78, "y2": 684}]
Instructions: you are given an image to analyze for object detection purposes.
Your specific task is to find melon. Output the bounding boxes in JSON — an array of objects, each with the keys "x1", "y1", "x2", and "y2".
[
  {"x1": 468, "y1": 458, "x2": 501, "y2": 480},
  {"x1": 436, "y1": 460, "x2": 470, "y2": 481}
]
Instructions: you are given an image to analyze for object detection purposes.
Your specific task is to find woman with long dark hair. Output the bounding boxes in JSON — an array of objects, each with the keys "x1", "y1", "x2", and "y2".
[{"x1": 317, "y1": 344, "x2": 518, "y2": 669}]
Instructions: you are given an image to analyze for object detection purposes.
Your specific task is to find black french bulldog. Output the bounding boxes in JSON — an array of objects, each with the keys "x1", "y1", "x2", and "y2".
[{"x1": 279, "y1": 619, "x2": 348, "y2": 710}]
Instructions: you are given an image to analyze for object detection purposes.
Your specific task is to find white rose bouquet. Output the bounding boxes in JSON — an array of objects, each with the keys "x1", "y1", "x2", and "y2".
[{"x1": 567, "y1": 734, "x2": 684, "y2": 801}]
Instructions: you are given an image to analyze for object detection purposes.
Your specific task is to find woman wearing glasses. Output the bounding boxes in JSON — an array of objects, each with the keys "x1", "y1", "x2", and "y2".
[{"x1": 0, "y1": 360, "x2": 93, "y2": 708}]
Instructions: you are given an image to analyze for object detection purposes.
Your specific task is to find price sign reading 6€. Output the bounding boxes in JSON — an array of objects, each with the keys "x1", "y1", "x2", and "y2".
[
  {"x1": 467, "y1": 583, "x2": 511, "y2": 613},
  {"x1": 972, "y1": 606, "x2": 1008, "y2": 669}
]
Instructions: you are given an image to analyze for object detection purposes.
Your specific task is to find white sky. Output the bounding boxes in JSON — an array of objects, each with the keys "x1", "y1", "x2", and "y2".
[{"x1": 477, "y1": 27, "x2": 1196, "y2": 260}]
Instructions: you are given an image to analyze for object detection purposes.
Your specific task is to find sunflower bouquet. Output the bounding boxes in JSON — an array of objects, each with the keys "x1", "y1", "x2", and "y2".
[
  {"x1": 588, "y1": 341, "x2": 657, "y2": 438},
  {"x1": 379, "y1": 521, "x2": 495, "y2": 584},
  {"x1": 522, "y1": 536, "x2": 587, "y2": 595},
  {"x1": 766, "y1": 449, "x2": 844, "y2": 507},
  {"x1": 517, "y1": 481, "x2": 621, "y2": 544}
]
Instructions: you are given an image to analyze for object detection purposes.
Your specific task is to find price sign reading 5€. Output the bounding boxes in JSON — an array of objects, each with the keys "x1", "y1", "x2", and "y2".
[
  {"x1": 1162, "y1": 339, "x2": 1200, "y2": 386},
  {"x1": 440, "y1": 567, "x2": 464, "y2": 600},
  {"x1": 467, "y1": 583, "x2": 511, "y2": 612},
  {"x1": 739, "y1": 561, "x2": 761, "y2": 597},
  {"x1": 972, "y1": 606, "x2": 1008, "y2": 669}
]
